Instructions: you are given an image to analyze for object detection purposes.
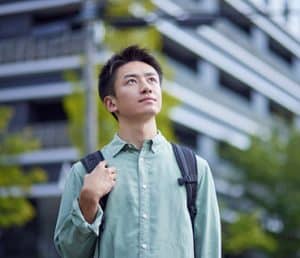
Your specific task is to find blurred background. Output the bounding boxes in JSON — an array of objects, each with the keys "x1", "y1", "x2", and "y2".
[{"x1": 0, "y1": 0, "x2": 300, "y2": 257}]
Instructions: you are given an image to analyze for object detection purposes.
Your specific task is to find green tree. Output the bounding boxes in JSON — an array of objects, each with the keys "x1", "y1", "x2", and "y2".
[
  {"x1": 0, "y1": 107, "x2": 47, "y2": 228},
  {"x1": 222, "y1": 212, "x2": 277, "y2": 256},
  {"x1": 220, "y1": 129, "x2": 300, "y2": 257}
]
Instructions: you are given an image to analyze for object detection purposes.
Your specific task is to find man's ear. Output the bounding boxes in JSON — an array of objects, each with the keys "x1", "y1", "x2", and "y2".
[{"x1": 104, "y1": 95, "x2": 118, "y2": 113}]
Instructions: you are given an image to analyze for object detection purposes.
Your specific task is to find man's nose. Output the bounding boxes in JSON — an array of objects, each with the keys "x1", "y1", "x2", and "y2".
[{"x1": 140, "y1": 80, "x2": 152, "y2": 94}]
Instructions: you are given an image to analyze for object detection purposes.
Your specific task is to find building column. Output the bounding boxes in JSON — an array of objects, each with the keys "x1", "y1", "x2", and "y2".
[
  {"x1": 292, "y1": 57, "x2": 300, "y2": 80},
  {"x1": 251, "y1": 27, "x2": 268, "y2": 52},
  {"x1": 196, "y1": 0, "x2": 218, "y2": 11},
  {"x1": 196, "y1": 134, "x2": 218, "y2": 164},
  {"x1": 252, "y1": 92, "x2": 269, "y2": 117},
  {"x1": 197, "y1": 60, "x2": 219, "y2": 89},
  {"x1": 251, "y1": 27, "x2": 269, "y2": 117}
]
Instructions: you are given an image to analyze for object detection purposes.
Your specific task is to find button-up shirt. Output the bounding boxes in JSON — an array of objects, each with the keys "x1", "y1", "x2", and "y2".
[{"x1": 54, "y1": 133, "x2": 221, "y2": 258}]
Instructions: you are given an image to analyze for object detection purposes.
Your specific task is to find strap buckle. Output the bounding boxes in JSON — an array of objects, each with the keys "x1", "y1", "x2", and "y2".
[{"x1": 178, "y1": 177, "x2": 197, "y2": 186}]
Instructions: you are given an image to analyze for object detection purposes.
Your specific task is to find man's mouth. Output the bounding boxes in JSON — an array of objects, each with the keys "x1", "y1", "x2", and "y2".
[{"x1": 139, "y1": 97, "x2": 156, "y2": 103}]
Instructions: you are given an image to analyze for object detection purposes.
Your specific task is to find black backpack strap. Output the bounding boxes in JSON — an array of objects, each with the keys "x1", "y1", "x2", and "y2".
[
  {"x1": 80, "y1": 150, "x2": 109, "y2": 219},
  {"x1": 80, "y1": 150, "x2": 105, "y2": 173},
  {"x1": 171, "y1": 143, "x2": 198, "y2": 231}
]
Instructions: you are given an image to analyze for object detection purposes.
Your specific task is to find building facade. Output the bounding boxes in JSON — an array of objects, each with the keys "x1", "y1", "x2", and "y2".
[{"x1": 0, "y1": 0, "x2": 299, "y2": 257}]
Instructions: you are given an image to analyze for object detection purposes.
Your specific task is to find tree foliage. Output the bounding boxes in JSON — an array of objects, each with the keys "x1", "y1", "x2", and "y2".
[
  {"x1": 0, "y1": 107, "x2": 47, "y2": 228},
  {"x1": 220, "y1": 129, "x2": 300, "y2": 257},
  {"x1": 223, "y1": 213, "x2": 277, "y2": 255}
]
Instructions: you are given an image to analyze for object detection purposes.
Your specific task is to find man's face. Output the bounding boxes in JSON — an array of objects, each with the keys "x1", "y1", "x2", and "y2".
[{"x1": 106, "y1": 61, "x2": 162, "y2": 121}]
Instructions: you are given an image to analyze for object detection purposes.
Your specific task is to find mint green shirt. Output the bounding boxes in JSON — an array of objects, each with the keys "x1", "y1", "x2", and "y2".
[{"x1": 54, "y1": 133, "x2": 221, "y2": 258}]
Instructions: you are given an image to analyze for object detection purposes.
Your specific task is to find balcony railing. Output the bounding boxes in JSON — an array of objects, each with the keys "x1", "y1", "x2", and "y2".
[
  {"x1": 23, "y1": 121, "x2": 72, "y2": 148},
  {"x1": 213, "y1": 20, "x2": 299, "y2": 83},
  {"x1": 0, "y1": 30, "x2": 84, "y2": 64},
  {"x1": 0, "y1": 0, "x2": 81, "y2": 15},
  {"x1": 0, "y1": 0, "x2": 30, "y2": 3}
]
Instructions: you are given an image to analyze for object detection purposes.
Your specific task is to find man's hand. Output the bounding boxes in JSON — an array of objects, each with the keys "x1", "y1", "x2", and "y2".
[{"x1": 79, "y1": 161, "x2": 117, "y2": 223}]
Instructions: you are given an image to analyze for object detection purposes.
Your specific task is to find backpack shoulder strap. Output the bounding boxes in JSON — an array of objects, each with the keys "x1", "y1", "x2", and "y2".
[
  {"x1": 80, "y1": 150, "x2": 108, "y2": 212},
  {"x1": 171, "y1": 143, "x2": 198, "y2": 230},
  {"x1": 80, "y1": 150, "x2": 105, "y2": 173}
]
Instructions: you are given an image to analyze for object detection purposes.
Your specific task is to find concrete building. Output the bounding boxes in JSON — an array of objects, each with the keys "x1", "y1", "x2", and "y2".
[{"x1": 0, "y1": 0, "x2": 299, "y2": 257}]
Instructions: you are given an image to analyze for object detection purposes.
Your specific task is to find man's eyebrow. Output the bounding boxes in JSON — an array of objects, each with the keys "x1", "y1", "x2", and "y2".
[
  {"x1": 123, "y1": 73, "x2": 138, "y2": 79},
  {"x1": 123, "y1": 72, "x2": 158, "y2": 79},
  {"x1": 144, "y1": 72, "x2": 158, "y2": 77}
]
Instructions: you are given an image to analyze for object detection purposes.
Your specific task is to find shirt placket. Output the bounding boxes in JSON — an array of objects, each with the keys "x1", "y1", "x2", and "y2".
[{"x1": 138, "y1": 149, "x2": 150, "y2": 258}]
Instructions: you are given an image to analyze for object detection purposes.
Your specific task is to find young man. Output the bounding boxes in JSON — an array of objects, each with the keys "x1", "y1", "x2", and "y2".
[{"x1": 54, "y1": 45, "x2": 221, "y2": 258}]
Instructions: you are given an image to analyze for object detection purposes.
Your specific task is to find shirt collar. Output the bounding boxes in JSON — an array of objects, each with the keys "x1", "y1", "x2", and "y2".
[
  {"x1": 150, "y1": 131, "x2": 166, "y2": 153},
  {"x1": 109, "y1": 134, "x2": 129, "y2": 157},
  {"x1": 109, "y1": 131, "x2": 167, "y2": 157}
]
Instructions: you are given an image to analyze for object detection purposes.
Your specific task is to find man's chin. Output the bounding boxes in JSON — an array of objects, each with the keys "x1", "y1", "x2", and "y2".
[{"x1": 134, "y1": 110, "x2": 160, "y2": 120}]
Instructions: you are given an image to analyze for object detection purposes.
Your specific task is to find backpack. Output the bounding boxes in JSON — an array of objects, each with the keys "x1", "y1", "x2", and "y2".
[{"x1": 80, "y1": 143, "x2": 198, "y2": 231}]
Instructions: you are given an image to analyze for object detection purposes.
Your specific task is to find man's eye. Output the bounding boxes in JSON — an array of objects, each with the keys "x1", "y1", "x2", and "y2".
[
  {"x1": 126, "y1": 79, "x2": 136, "y2": 85},
  {"x1": 148, "y1": 77, "x2": 157, "y2": 83}
]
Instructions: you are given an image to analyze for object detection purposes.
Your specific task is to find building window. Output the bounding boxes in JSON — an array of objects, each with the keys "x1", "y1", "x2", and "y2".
[
  {"x1": 220, "y1": 1, "x2": 252, "y2": 35},
  {"x1": 0, "y1": 14, "x2": 31, "y2": 38},
  {"x1": 269, "y1": 100, "x2": 294, "y2": 124},
  {"x1": 28, "y1": 99, "x2": 67, "y2": 123},
  {"x1": 268, "y1": 37, "x2": 293, "y2": 65},
  {"x1": 219, "y1": 70, "x2": 252, "y2": 101},
  {"x1": 162, "y1": 36, "x2": 199, "y2": 72},
  {"x1": 0, "y1": 72, "x2": 65, "y2": 90},
  {"x1": 32, "y1": 7, "x2": 80, "y2": 36},
  {"x1": 173, "y1": 123, "x2": 198, "y2": 149}
]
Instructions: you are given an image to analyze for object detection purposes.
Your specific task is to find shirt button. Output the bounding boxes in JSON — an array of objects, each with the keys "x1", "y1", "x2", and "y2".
[
  {"x1": 141, "y1": 244, "x2": 147, "y2": 249},
  {"x1": 142, "y1": 184, "x2": 147, "y2": 189},
  {"x1": 142, "y1": 213, "x2": 148, "y2": 219}
]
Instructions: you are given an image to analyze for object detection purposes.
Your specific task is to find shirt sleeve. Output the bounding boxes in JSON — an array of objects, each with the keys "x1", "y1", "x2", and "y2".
[
  {"x1": 54, "y1": 162, "x2": 104, "y2": 258},
  {"x1": 194, "y1": 157, "x2": 222, "y2": 258}
]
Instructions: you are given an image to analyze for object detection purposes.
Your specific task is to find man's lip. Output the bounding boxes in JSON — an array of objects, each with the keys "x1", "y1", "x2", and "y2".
[{"x1": 139, "y1": 97, "x2": 156, "y2": 102}]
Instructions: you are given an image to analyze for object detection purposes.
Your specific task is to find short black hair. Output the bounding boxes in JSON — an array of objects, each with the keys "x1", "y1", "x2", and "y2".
[{"x1": 98, "y1": 45, "x2": 163, "y2": 102}]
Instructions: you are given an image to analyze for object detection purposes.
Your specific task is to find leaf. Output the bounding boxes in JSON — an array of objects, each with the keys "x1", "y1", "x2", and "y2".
[
  {"x1": 0, "y1": 106, "x2": 47, "y2": 228},
  {"x1": 223, "y1": 213, "x2": 277, "y2": 254}
]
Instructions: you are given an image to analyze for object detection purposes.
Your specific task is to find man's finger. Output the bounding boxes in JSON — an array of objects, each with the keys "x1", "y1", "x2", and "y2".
[
  {"x1": 107, "y1": 167, "x2": 116, "y2": 174},
  {"x1": 97, "y1": 160, "x2": 108, "y2": 169},
  {"x1": 110, "y1": 172, "x2": 117, "y2": 180}
]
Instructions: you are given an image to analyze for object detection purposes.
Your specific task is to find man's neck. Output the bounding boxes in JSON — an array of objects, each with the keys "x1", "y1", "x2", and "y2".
[{"x1": 117, "y1": 118, "x2": 158, "y2": 149}]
